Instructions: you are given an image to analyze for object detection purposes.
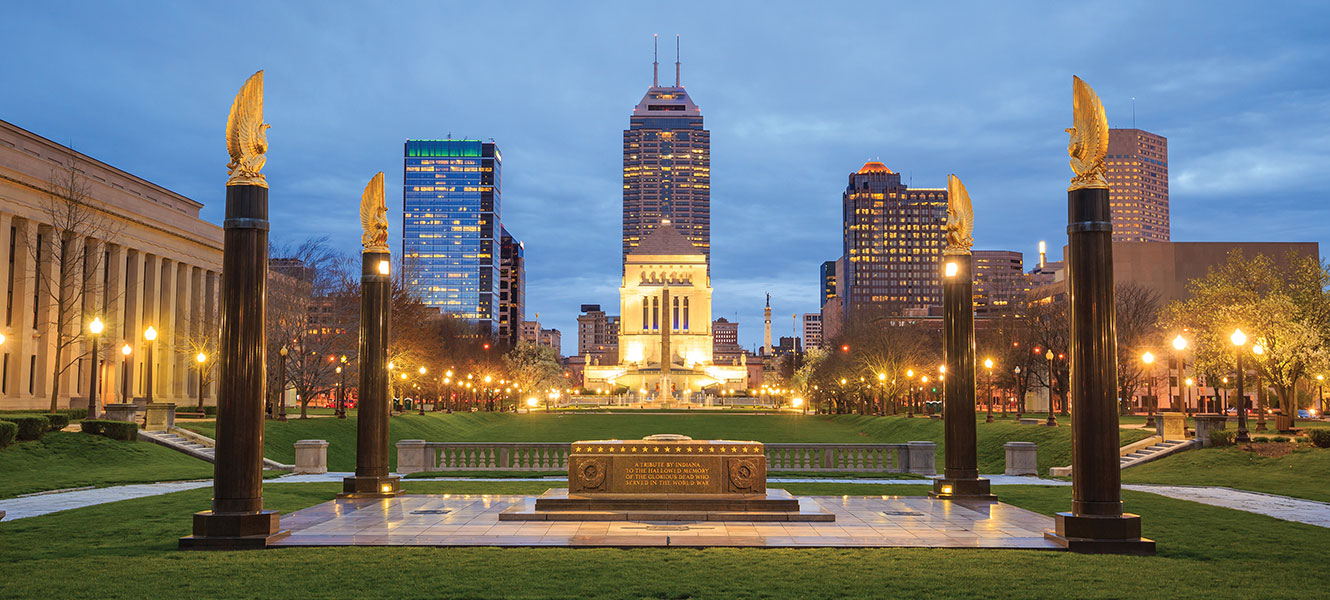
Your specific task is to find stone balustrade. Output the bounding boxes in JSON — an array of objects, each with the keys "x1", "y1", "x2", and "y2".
[{"x1": 396, "y1": 440, "x2": 936, "y2": 475}]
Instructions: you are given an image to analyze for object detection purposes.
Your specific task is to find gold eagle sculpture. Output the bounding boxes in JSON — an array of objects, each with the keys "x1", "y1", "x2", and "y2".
[
  {"x1": 945, "y1": 174, "x2": 974, "y2": 255},
  {"x1": 225, "y1": 70, "x2": 269, "y2": 188},
  {"x1": 360, "y1": 171, "x2": 389, "y2": 253},
  {"x1": 1066, "y1": 75, "x2": 1109, "y2": 191}
]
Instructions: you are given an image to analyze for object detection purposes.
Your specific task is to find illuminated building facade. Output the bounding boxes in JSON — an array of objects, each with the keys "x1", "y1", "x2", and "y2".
[
  {"x1": 402, "y1": 139, "x2": 502, "y2": 333},
  {"x1": 820, "y1": 260, "x2": 837, "y2": 306},
  {"x1": 1107, "y1": 129, "x2": 1169, "y2": 242},
  {"x1": 841, "y1": 161, "x2": 947, "y2": 319},
  {"x1": 498, "y1": 227, "x2": 524, "y2": 346},
  {"x1": 802, "y1": 313, "x2": 823, "y2": 350},
  {"x1": 622, "y1": 45, "x2": 710, "y2": 264},
  {"x1": 972, "y1": 250, "x2": 1027, "y2": 317}
]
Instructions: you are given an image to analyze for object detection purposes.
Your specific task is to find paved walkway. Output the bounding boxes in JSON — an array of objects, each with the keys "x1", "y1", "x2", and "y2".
[{"x1": 4, "y1": 474, "x2": 1329, "y2": 530}]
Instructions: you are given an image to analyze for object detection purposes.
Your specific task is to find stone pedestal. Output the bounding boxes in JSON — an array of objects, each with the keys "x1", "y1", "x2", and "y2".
[
  {"x1": 341, "y1": 250, "x2": 400, "y2": 499},
  {"x1": 905, "y1": 441, "x2": 937, "y2": 475},
  {"x1": 103, "y1": 403, "x2": 138, "y2": 423},
  {"x1": 143, "y1": 403, "x2": 176, "y2": 431},
  {"x1": 1004, "y1": 442, "x2": 1038, "y2": 476},
  {"x1": 1156, "y1": 412, "x2": 1187, "y2": 441},
  {"x1": 180, "y1": 181, "x2": 286, "y2": 550},
  {"x1": 395, "y1": 440, "x2": 429, "y2": 474},
  {"x1": 294, "y1": 440, "x2": 329, "y2": 474},
  {"x1": 1193, "y1": 415, "x2": 1227, "y2": 446},
  {"x1": 931, "y1": 253, "x2": 993, "y2": 501},
  {"x1": 1043, "y1": 185, "x2": 1154, "y2": 555}
]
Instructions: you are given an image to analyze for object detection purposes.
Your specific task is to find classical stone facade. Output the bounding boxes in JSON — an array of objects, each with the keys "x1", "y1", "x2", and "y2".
[{"x1": 0, "y1": 119, "x2": 222, "y2": 410}]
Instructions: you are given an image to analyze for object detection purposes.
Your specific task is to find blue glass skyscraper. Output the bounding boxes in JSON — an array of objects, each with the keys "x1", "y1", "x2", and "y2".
[{"x1": 402, "y1": 139, "x2": 502, "y2": 333}]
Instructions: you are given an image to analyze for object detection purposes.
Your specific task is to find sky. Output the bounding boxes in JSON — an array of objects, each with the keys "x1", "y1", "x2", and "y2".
[{"x1": 3, "y1": 1, "x2": 1328, "y2": 355}]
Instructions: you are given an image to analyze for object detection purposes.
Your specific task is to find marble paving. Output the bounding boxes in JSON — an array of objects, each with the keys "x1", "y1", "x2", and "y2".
[{"x1": 269, "y1": 493, "x2": 1064, "y2": 548}]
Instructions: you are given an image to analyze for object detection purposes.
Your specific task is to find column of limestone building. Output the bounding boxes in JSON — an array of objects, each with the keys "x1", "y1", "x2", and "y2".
[{"x1": 0, "y1": 118, "x2": 223, "y2": 411}]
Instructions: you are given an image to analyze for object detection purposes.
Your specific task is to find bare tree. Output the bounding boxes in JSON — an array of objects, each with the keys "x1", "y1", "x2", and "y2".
[
  {"x1": 1115, "y1": 282, "x2": 1162, "y2": 414},
  {"x1": 268, "y1": 237, "x2": 348, "y2": 418},
  {"x1": 33, "y1": 161, "x2": 123, "y2": 412}
]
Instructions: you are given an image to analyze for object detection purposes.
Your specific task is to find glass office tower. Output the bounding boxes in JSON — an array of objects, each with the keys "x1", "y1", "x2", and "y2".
[{"x1": 402, "y1": 139, "x2": 502, "y2": 333}]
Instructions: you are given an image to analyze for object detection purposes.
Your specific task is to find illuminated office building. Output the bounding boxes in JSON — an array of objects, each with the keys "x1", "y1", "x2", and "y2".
[
  {"x1": 1107, "y1": 129, "x2": 1169, "y2": 242},
  {"x1": 498, "y1": 227, "x2": 524, "y2": 346},
  {"x1": 402, "y1": 139, "x2": 502, "y2": 333},
  {"x1": 841, "y1": 161, "x2": 947, "y2": 319},
  {"x1": 622, "y1": 36, "x2": 710, "y2": 264},
  {"x1": 972, "y1": 250, "x2": 1027, "y2": 317}
]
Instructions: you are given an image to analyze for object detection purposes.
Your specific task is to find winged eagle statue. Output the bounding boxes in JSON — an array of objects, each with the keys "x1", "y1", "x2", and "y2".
[
  {"x1": 360, "y1": 172, "x2": 389, "y2": 253},
  {"x1": 225, "y1": 70, "x2": 269, "y2": 188},
  {"x1": 945, "y1": 174, "x2": 974, "y2": 255},
  {"x1": 1066, "y1": 75, "x2": 1109, "y2": 191}
]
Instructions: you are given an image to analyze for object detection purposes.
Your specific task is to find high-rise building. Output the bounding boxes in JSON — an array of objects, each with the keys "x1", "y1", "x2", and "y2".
[
  {"x1": 841, "y1": 161, "x2": 947, "y2": 320},
  {"x1": 622, "y1": 36, "x2": 710, "y2": 264},
  {"x1": 712, "y1": 317, "x2": 742, "y2": 365},
  {"x1": 1107, "y1": 129, "x2": 1169, "y2": 242},
  {"x1": 498, "y1": 227, "x2": 524, "y2": 347},
  {"x1": 802, "y1": 313, "x2": 822, "y2": 350},
  {"x1": 577, "y1": 304, "x2": 619, "y2": 363},
  {"x1": 972, "y1": 250, "x2": 1027, "y2": 317},
  {"x1": 820, "y1": 260, "x2": 837, "y2": 307},
  {"x1": 403, "y1": 139, "x2": 502, "y2": 333}
]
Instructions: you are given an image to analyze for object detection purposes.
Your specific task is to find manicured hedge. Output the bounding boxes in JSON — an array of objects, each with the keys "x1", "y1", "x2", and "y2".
[
  {"x1": 0, "y1": 416, "x2": 50, "y2": 441},
  {"x1": 0, "y1": 420, "x2": 16, "y2": 448},
  {"x1": 42, "y1": 413, "x2": 70, "y2": 431},
  {"x1": 0, "y1": 408, "x2": 88, "y2": 420},
  {"x1": 1309, "y1": 429, "x2": 1330, "y2": 448},
  {"x1": 80, "y1": 419, "x2": 139, "y2": 441}
]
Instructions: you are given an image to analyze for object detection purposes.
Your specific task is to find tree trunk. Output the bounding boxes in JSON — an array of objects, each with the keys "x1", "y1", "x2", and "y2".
[{"x1": 300, "y1": 398, "x2": 309, "y2": 419}]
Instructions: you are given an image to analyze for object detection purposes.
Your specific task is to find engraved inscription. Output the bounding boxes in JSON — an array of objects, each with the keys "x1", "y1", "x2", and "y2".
[{"x1": 624, "y1": 460, "x2": 712, "y2": 488}]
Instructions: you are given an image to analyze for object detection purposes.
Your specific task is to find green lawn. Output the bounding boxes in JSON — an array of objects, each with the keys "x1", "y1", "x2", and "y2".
[
  {"x1": 1123, "y1": 444, "x2": 1330, "y2": 502},
  {"x1": 1, "y1": 480, "x2": 1325, "y2": 599},
  {"x1": 0, "y1": 432, "x2": 213, "y2": 499},
  {"x1": 183, "y1": 412, "x2": 1153, "y2": 474}
]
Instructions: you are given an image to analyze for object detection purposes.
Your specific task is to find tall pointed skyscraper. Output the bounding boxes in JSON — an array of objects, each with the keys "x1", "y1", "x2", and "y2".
[{"x1": 622, "y1": 34, "x2": 711, "y2": 265}]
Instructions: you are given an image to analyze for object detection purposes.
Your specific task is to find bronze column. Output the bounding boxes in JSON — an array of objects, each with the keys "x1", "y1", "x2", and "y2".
[
  {"x1": 931, "y1": 254, "x2": 993, "y2": 500},
  {"x1": 180, "y1": 183, "x2": 284, "y2": 549},
  {"x1": 1046, "y1": 185, "x2": 1153, "y2": 553},
  {"x1": 341, "y1": 251, "x2": 400, "y2": 497}
]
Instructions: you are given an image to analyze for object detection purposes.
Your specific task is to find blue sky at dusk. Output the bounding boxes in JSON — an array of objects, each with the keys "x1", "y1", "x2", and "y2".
[{"x1": 3, "y1": 1, "x2": 1327, "y2": 354}]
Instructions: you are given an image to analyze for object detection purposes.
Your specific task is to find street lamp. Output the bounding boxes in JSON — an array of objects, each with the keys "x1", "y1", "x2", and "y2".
[
  {"x1": 277, "y1": 346, "x2": 288, "y2": 420},
  {"x1": 143, "y1": 326, "x2": 157, "y2": 405},
  {"x1": 1142, "y1": 351, "x2": 1156, "y2": 428},
  {"x1": 1045, "y1": 349, "x2": 1057, "y2": 427},
  {"x1": 87, "y1": 317, "x2": 104, "y2": 418},
  {"x1": 418, "y1": 366, "x2": 428, "y2": 414},
  {"x1": 1318, "y1": 374, "x2": 1325, "y2": 417},
  {"x1": 1012, "y1": 366, "x2": 1021, "y2": 418},
  {"x1": 1252, "y1": 342, "x2": 1267, "y2": 431},
  {"x1": 1231, "y1": 329, "x2": 1250, "y2": 442},
  {"x1": 338, "y1": 355, "x2": 348, "y2": 418},
  {"x1": 1173, "y1": 334, "x2": 1189, "y2": 415},
  {"x1": 905, "y1": 368, "x2": 915, "y2": 418},
  {"x1": 120, "y1": 343, "x2": 132, "y2": 404},
  {"x1": 195, "y1": 352, "x2": 208, "y2": 412},
  {"x1": 983, "y1": 358, "x2": 994, "y2": 423}
]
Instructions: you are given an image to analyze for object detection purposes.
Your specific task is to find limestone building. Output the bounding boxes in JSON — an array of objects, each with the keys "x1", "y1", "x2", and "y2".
[
  {"x1": 0, "y1": 119, "x2": 222, "y2": 411},
  {"x1": 583, "y1": 221, "x2": 745, "y2": 397},
  {"x1": 1107, "y1": 129, "x2": 1169, "y2": 242}
]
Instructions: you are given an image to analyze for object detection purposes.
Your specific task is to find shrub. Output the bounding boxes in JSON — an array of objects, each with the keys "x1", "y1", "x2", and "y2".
[
  {"x1": 1272, "y1": 435, "x2": 1291, "y2": 443},
  {"x1": 0, "y1": 416, "x2": 50, "y2": 441},
  {"x1": 1307, "y1": 429, "x2": 1330, "y2": 448},
  {"x1": 1209, "y1": 430, "x2": 1236, "y2": 447},
  {"x1": 80, "y1": 420, "x2": 138, "y2": 440},
  {"x1": 80, "y1": 420, "x2": 105, "y2": 435},
  {"x1": 1252, "y1": 436, "x2": 1270, "y2": 443},
  {"x1": 42, "y1": 413, "x2": 70, "y2": 431},
  {"x1": 0, "y1": 421, "x2": 16, "y2": 448}
]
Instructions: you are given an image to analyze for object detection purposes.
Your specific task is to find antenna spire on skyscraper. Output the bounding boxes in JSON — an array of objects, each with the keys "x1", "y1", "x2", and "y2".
[
  {"x1": 670, "y1": 34, "x2": 680, "y2": 87},
  {"x1": 653, "y1": 34, "x2": 659, "y2": 87}
]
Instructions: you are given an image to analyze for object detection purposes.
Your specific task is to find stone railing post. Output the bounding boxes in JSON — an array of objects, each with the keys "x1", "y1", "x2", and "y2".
[
  {"x1": 294, "y1": 440, "x2": 329, "y2": 475},
  {"x1": 1192, "y1": 415, "x2": 1227, "y2": 447},
  {"x1": 396, "y1": 439, "x2": 428, "y2": 474},
  {"x1": 1004, "y1": 442, "x2": 1038, "y2": 476},
  {"x1": 906, "y1": 441, "x2": 936, "y2": 475}
]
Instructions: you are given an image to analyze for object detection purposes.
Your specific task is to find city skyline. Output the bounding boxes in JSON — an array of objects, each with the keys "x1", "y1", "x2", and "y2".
[{"x1": 2, "y1": 2, "x2": 1326, "y2": 354}]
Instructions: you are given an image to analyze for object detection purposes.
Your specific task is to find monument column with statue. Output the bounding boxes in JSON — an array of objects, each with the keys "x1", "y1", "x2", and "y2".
[
  {"x1": 930, "y1": 175, "x2": 993, "y2": 501},
  {"x1": 342, "y1": 172, "x2": 401, "y2": 497},
  {"x1": 1045, "y1": 77, "x2": 1154, "y2": 554},
  {"x1": 181, "y1": 71, "x2": 286, "y2": 549}
]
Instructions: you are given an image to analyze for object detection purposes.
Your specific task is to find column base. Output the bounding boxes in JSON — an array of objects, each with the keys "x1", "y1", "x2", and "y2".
[
  {"x1": 929, "y1": 477, "x2": 996, "y2": 501},
  {"x1": 179, "y1": 510, "x2": 287, "y2": 550},
  {"x1": 338, "y1": 475, "x2": 401, "y2": 498},
  {"x1": 1043, "y1": 512, "x2": 1155, "y2": 555}
]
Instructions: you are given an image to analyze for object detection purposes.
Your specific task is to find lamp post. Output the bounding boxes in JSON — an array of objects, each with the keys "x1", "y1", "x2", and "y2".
[
  {"x1": 338, "y1": 355, "x2": 348, "y2": 419},
  {"x1": 144, "y1": 326, "x2": 157, "y2": 405},
  {"x1": 1318, "y1": 374, "x2": 1325, "y2": 417},
  {"x1": 1222, "y1": 377, "x2": 1229, "y2": 417},
  {"x1": 1172, "y1": 334, "x2": 1188, "y2": 415},
  {"x1": 196, "y1": 352, "x2": 208, "y2": 411},
  {"x1": 1142, "y1": 352, "x2": 1156, "y2": 428},
  {"x1": 905, "y1": 369, "x2": 915, "y2": 418},
  {"x1": 1253, "y1": 343, "x2": 1267, "y2": 431},
  {"x1": 1013, "y1": 366, "x2": 1021, "y2": 419},
  {"x1": 1232, "y1": 329, "x2": 1250, "y2": 442},
  {"x1": 87, "y1": 317, "x2": 104, "y2": 418},
  {"x1": 984, "y1": 358, "x2": 994, "y2": 423},
  {"x1": 877, "y1": 372, "x2": 886, "y2": 416},
  {"x1": 418, "y1": 366, "x2": 427, "y2": 415},
  {"x1": 1045, "y1": 349, "x2": 1057, "y2": 427},
  {"x1": 120, "y1": 343, "x2": 131, "y2": 403},
  {"x1": 277, "y1": 346, "x2": 287, "y2": 421}
]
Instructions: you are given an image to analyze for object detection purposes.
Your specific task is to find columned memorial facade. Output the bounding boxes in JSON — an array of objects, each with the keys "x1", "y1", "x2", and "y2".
[{"x1": 0, "y1": 119, "x2": 222, "y2": 411}]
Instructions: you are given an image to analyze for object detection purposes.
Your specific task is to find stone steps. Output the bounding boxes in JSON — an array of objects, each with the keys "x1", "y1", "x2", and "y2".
[
  {"x1": 139, "y1": 428, "x2": 293, "y2": 471},
  {"x1": 1048, "y1": 436, "x2": 1197, "y2": 477}
]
